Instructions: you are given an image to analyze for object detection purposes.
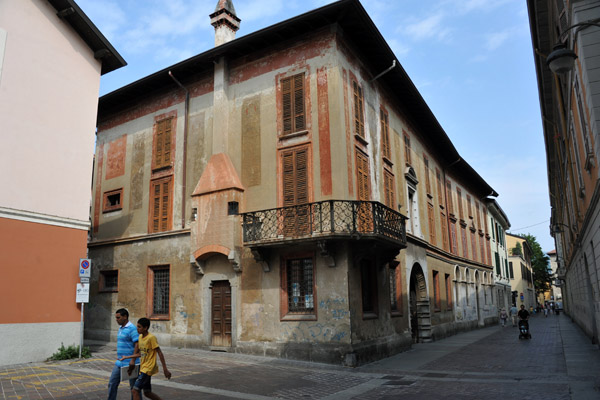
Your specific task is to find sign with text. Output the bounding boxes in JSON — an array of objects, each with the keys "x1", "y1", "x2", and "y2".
[
  {"x1": 79, "y1": 258, "x2": 91, "y2": 278},
  {"x1": 76, "y1": 283, "x2": 90, "y2": 303}
]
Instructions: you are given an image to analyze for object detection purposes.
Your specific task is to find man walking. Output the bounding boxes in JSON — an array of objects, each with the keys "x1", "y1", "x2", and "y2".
[{"x1": 108, "y1": 308, "x2": 140, "y2": 400}]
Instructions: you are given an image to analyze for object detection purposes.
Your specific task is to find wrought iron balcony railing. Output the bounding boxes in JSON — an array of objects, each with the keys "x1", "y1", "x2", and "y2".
[{"x1": 242, "y1": 200, "x2": 407, "y2": 247}]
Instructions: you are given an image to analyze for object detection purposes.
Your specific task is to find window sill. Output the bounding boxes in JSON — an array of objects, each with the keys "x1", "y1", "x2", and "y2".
[
  {"x1": 279, "y1": 130, "x2": 309, "y2": 141},
  {"x1": 99, "y1": 289, "x2": 118, "y2": 293},
  {"x1": 281, "y1": 313, "x2": 317, "y2": 322},
  {"x1": 383, "y1": 156, "x2": 393, "y2": 167},
  {"x1": 354, "y1": 134, "x2": 368, "y2": 146},
  {"x1": 149, "y1": 315, "x2": 170, "y2": 321},
  {"x1": 102, "y1": 207, "x2": 122, "y2": 214},
  {"x1": 362, "y1": 312, "x2": 378, "y2": 320},
  {"x1": 391, "y1": 311, "x2": 403, "y2": 318}
]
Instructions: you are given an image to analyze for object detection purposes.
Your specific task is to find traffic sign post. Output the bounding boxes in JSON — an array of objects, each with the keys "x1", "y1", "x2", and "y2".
[{"x1": 77, "y1": 259, "x2": 91, "y2": 358}]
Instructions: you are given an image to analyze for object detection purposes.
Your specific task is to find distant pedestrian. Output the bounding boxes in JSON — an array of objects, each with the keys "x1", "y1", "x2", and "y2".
[
  {"x1": 551, "y1": 303, "x2": 556, "y2": 315},
  {"x1": 108, "y1": 308, "x2": 140, "y2": 400},
  {"x1": 500, "y1": 308, "x2": 508, "y2": 327},
  {"x1": 510, "y1": 305, "x2": 518, "y2": 327},
  {"x1": 120, "y1": 317, "x2": 172, "y2": 400},
  {"x1": 544, "y1": 305, "x2": 548, "y2": 317}
]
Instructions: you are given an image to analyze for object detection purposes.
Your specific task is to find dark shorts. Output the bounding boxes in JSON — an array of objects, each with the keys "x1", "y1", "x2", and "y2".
[{"x1": 133, "y1": 372, "x2": 152, "y2": 392}]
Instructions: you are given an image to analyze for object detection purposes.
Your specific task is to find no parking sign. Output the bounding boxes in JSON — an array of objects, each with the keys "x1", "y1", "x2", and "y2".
[{"x1": 79, "y1": 258, "x2": 91, "y2": 278}]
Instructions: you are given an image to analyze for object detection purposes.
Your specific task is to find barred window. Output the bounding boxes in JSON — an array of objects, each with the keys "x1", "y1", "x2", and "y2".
[
  {"x1": 99, "y1": 270, "x2": 118, "y2": 292},
  {"x1": 148, "y1": 265, "x2": 170, "y2": 318},
  {"x1": 389, "y1": 262, "x2": 402, "y2": 316},
  {"x1": 284, "y1": 257, "x2": 315, "y2": 314},
  {"x1": 361, "y1": 259, "x2": 378, "y2": 317}
]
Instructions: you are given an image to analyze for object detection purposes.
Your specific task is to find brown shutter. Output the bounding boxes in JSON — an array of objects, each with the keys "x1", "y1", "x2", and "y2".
[
  {"x1": 154, "y1": 118, "x2": 172, "y2": 169},
  {"x1": 293, "y1": 74, "x2": 305, "y2": 131},
  {"x1": 384, "y1": 170, "x2": 394, "y2": 209},
  {"x1": 150, "y1": 177, "x2": 172, "y2": 233},
  {"x1": 381, "y1": 109, "x2": 390, "y2": 159},
  {"x1": 356, "y1": 151, "x2": 370, "y2": 201},
  {"x1": 282, "y1": 77, "x2": 292, "y2": 134},
  {"x1": 282, "y1": 147, "x2": 310, "y2": 236},
  {"x1": 353, "y1": 81, "x2": 365, "y2": 138},
  {"x1": 281, "y1": 74, "x2": 305, "y2": 135}
]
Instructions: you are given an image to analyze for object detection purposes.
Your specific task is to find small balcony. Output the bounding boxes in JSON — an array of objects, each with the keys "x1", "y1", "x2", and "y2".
[{"x1": 241, "y1": 200, "x2": 407, "y2": 249}]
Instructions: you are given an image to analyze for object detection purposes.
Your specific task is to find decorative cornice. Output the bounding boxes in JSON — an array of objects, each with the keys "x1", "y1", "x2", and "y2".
[{"x1": 0, "y1": 207, "x2": 89, "y2": 231}]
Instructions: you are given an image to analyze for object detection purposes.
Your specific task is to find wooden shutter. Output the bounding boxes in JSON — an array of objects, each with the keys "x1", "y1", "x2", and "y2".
[
  {"x1": 282, "y1": 147, "x2": 309, "y2": 236},
  {"x1": 150, "y1": 176, "x2": 172, "y2": 233},
  {"x1": 353, "y1": 80, "x2": 364, "y2": 138},
  {"x1": 154, "y1": 118, "x2": 172, "y2": 169},
  {"x1": 404, "y1": 134, "x2": 411, "y2": 165},
  {"x1": 383, "y1": 170, "x2": 395, "y2": 209},
  {"x1": 356, "y1": 151, "x2": 372, "y2": 232},
  {"x1": 380, "y1": 109, "x2": 390, "y2": 159},
  {"x1": 282, "y1": 74, "x2": 305, "y2": 135},
  {"x1": 441, "y1": 212, "x2": 449, "y2": 251},
  {"x1": 428, "y1": 203, "x2": 436, "y2": 245},
  {"x1": 424, "y1": 155, "x2": 431, "y2": 194}
]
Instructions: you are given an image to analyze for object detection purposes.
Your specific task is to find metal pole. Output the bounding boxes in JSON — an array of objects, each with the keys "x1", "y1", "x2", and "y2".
[{"x1": 79, "y1": 303, "x2": 84, "y2": 358}]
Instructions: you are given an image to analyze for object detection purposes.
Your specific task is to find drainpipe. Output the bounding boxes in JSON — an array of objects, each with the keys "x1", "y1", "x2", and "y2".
[
  {"x1": 370, "y1": 60, "x2": 397, "y2": 82},
  {"x1": 168, "y1": 71, "x2": 189, "y2": 229}
]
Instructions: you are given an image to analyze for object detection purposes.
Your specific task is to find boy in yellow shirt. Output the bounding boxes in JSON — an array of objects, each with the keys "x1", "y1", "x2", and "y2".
[{"x1": 120, "y1": 318, "x2": 171, "y2": 400}]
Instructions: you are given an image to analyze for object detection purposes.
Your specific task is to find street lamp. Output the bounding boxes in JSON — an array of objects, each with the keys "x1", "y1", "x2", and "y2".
[{"x1": 546, "y1": 18, "x2": 600, "y2": 74}]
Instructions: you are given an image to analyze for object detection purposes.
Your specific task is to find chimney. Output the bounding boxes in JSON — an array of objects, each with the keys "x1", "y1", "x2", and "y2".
[{"x1": 210, "y1": 0, "x2": 241, "y2": 46}]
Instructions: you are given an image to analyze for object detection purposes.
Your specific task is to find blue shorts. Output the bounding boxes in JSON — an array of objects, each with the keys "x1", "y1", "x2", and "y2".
[{"x1": 133, "y1": 372, "x2": 152, "y2": 392}]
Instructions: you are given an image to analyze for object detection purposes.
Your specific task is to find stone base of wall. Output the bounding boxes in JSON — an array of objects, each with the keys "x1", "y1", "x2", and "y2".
[
  {"x1": 431, "y1": 317, "x2": 497, "y2": 342},
  {"x1": 235, "y1": 333, "x2": 412, "y2": 367}
]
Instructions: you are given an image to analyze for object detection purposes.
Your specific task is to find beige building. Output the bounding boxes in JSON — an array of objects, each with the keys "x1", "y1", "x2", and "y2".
[
  {"x1": 506, "y1": 233, "x2": 535, "y2": 310},
  {"x1": 528, "y1": 0, "x2": 600, "y2": 343},
  {"x1": 0, "y1": 0, "x2": 124, "y2": 365},
  {"x1": 486, "y1": 199, "x2": 512, "y2": 311},
  {"x1": 87, "y1": 0, "x2": 499, "y2": 366}
]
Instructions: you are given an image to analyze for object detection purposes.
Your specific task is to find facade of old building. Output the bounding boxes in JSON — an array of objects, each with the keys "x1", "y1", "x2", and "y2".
[
  {"x1": 486, "y1": 199, "x2": 512, "y2": 311},
  {"x1": 87, "y1": 0, "x2": 500, "y2": 366},
  {"x1": 528, "y1": 0, "x2": 600, "y2": 344},
  {"x1": 0, "y1": 0, "x2": 124, "y2": 365},
  {"x1": 547, "y1": 250, "x2": 563, "y2": 307},
  {"x1": 506, "y1": 234, "x2": 536, "y2": 311}
]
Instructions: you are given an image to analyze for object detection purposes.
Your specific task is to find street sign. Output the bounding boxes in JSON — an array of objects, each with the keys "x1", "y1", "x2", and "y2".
[
  {"x1": 76, "y1": 283, "x2": 89, "y2": 303},
  {"x1": 79, "y1": 258, "x2": 91, "y2": 278}
]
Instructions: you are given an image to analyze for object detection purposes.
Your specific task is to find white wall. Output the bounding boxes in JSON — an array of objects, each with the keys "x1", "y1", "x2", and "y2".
[
  {"x1": 0, "y1": 0, "x2": 101, "y2": 222},
  {"x1": 0, "y1": 322, "x2": 80, "y2": 366}
]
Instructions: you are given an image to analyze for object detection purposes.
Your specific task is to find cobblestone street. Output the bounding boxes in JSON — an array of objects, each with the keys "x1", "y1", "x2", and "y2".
[{"x1": 1, "y1": 313, "x2": 598, "y2": 399}]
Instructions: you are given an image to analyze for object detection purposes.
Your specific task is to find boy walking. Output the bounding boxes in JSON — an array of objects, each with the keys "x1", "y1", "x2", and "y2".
[{"x1": 120, "y1": 318, "x2": 171, "y2": 400}]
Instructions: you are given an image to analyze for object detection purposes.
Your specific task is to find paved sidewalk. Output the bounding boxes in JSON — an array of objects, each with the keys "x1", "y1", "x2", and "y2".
[{"x1": 1, "y1": 313, "x2": 598, "y2": 399}]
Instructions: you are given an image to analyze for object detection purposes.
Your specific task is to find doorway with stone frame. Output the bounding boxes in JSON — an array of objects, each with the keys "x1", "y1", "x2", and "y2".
[{"x1": 409, "y1": 263, "x2": 432, "y2": 343}]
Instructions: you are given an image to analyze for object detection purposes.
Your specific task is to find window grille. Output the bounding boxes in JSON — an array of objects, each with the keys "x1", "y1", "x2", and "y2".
[
  {"x1": 100, "y1": 270, "x2": 118, "y2": 292},
  {"x1": 286, "y1": 258, "x2": 314, "y2": 312},
  {"x1": 153, "y1": 268, "x2": 170, "y2": 315}
]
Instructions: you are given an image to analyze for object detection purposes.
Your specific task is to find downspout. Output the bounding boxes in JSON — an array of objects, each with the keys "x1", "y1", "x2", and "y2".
[
  {"x1": 168, "y1": 71, "x2": 189, "y2": 229},
  {"x1": 370, "y1": 60, "x2": 397, "y2": 82}
]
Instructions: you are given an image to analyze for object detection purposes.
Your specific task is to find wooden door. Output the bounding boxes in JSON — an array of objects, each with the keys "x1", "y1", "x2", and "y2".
[
  {"x1": 211, "y1": 281, "x2": 232, "y2": 347},
  {"x1": 282, "y1": 147, "x2": 310, "y2": 236}
]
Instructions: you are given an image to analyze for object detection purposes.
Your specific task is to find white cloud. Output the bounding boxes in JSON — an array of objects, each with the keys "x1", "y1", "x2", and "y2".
[
  {"x1": 485, "y1": 29, "x2": 512, "y2": 51},
  {"x1": 404, "y1": 13, "x2": 451, "y2": 41}
]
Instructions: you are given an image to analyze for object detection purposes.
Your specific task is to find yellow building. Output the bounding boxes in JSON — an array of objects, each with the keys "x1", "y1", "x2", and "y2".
[{"x1": 506, "y1": 234, "x2": 535, "y2": 310}]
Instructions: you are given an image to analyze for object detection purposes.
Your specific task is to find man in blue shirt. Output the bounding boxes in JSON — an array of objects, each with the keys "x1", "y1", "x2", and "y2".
[{"x1": 108, "y1": 308, "x2": 140, "y2": 400}]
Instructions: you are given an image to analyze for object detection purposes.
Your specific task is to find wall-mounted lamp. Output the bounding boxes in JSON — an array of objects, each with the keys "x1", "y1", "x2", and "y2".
[{"x1": 546, "y1": 18, "x2": 600, "y2": 74}]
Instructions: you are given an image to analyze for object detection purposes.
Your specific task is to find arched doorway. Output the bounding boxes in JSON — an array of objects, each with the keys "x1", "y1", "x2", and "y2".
[{"x1": 409, "y1": 263, "x2": 432, "y2": 343}]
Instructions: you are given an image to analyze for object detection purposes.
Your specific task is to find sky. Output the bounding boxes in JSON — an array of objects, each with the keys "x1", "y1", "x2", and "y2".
[{"x1": 76, "y1": 0, "x2": 555, "y2": 252}]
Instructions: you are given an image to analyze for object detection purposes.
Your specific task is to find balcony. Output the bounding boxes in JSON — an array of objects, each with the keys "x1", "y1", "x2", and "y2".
[{"x1": 242, "y1": 200, "x2": 407, "y2": 249}]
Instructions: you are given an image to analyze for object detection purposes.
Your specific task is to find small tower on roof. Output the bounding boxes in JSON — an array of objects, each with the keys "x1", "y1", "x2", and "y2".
[{"x1": 210, "y1": 0, "x2": 241, "y2": 46}]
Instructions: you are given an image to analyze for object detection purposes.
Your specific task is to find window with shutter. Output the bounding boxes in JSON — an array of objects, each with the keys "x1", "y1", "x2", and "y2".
[
  {"x1": 445, "y1": 274, "x2": 452, "y2": 310},
  {"x1": 356, "y1": 151, "x2": 372, "y2": 232},
  {"x1": 433, "y1": 270, "x2": 441, "y2": 311},
  {"x1": 457, "y1": 187, "x2": 464, "y2": 220},
  {"x1": 153, "y1": 118, "x2": 173, "y2": 170},
  {"x1": 150, "y1": 176, "x2": 172, "y2": 233},
  {"x1": 428, "y1": 203, "x2": 436, "y2": 245},
  {"x1": 383, "y1": 170, "x2": 395, "y2": 209},
  {"x1": 441, "y1": 211, "x2": 449, "y2": 252},
  {"x1": 424, "y1": 155, "x2": 431, "y2": 194},
  {"x1": 281, "y1": 73, "x2": 305, "y2": 135},
  {"x1": 380, "y1": 108, "x2": 390, "y2": 159},
  {"x1": 353, "y1": 80, "x2": 365, "y2": 138},
  {"x1": 281, "y1": 146, "x2": 310, "y2": 236},
  {"x1": 403, "y1": 133, "x2": 411, "y2": 165},
  {"x1": 436, "y1": 168, "x2": 443, "y2": 207},
  {"x1": 446, "y1": 180, "x2": 454, "y2": 216}
]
